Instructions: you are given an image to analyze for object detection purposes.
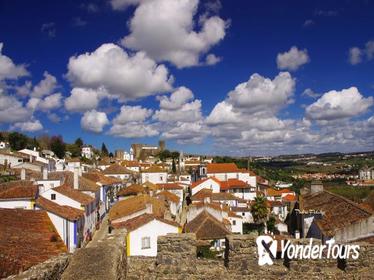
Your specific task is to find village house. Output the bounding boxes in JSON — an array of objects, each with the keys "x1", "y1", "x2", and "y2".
[
  {"x1": 294, "y1": 184, "x2": 374, "y2": 242},
  {"x1": 117, "y1": 184, "x2": 146, "y2": 200},
  {"x1": 40, "y1": 184, "x2": 96, "y2": 242},
  {"x1": 0, "y1": 180, "x2": 38, "y2": 209},
  {"x1": 0, "y1": 208, "x2": 67, "y2": 278},
  {"x1": 114, "y1": 213, "x2": 180, "y2": 257},
  {"x1": 155, "y1": 190, "x2": 181, "y2": 217},
  {"x1": 97, "y1": 157, "x2": 112, "y2": 171},
  {"x1": 141, "y1": 166, "x2": 168, "y2": 184},
  {"x1": 206, "y1": 163, "x2": 257, "y2": 188},
  {"x1": 185, "y1": 210, "x2": 230, "y2": 251},
  {"x1": 220, "y1": 178, "x2": 256, "y2": 200},
  {"x1": 108, "y1": 194, "x2": 165, "y2": 227},
  {"x1": 83, "y1": 171, "x2": 122, "y2": 212},
  {"x1": 121, "y1": 160, "x2": 141, "y2": 173},
  {"x1": 35, "y1": 196, "x2": 84, "y2": 252},
  {"x1": 191, "y1": 177, "x2": 221, "y2": 196},
  {"x1": 103, "y1": 163, "x2": 133, "y2": 181},
  {"x1": 156, "y1": 182, "x2": 184, "y2": 202},
  {"x1": 81, "y1": 145, "x2": 93, "y2": 159},
  {"x1": 0, "y1": 150, "x2": 27, "y2": 168}
]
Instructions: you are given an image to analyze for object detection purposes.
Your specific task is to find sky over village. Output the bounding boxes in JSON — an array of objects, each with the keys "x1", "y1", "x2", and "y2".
[{"x1": 0, "y1": 0, "x2": 374, "y2": 156}]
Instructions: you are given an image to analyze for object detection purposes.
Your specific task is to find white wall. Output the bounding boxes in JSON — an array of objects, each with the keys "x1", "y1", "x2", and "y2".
[
  {"x1": 0, "y1": 199, "x2": 33, "y2": 209},
  {"x1": 191, "y1": 178, "x2": 220, "y2": 196},
  {"x1": 207, "y1": 172, "x2": 239, "y2": 181},
  {"x1": 0, "y1": 154, "x2": 23, "y2": 167},
  {"x1": 229, "y1": 216, "x2": 243, "y2": 234},
  {"x1": 141, "y1": 172, "x2": 167, "y2": 184},
  {"x1": 128, "y1": 220, "x2": 179, "y2": 256},
  {"x1": 36, "y1": 179, "x2": 62, "y2": 193}
]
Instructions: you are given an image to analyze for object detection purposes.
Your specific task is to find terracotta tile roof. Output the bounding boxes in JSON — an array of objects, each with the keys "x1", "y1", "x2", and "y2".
[
  {"x1": 36, "y1": 196, "x2": 84, "y2": 221},
  {"x1": 211, "y1": 192, "x2": 238, "y2": 201},
  {"x1": 220, "y1": 179, "x2": 249, "y2": 191},
  {"x1": 192, "y1": 201, "x2": 223, "y2": 212},
  {"x1": 228, "y1": 211, "x2": 241, "y2": 218},
  {"x1": 156, "y1": 182, "x2": 183, "y2": 190},
  {"x1": 0, "y1": 208, "x2": 67, "y2": 278},
  {"x1": 142, "y1": 181, "x2": 158, "y2": 191},
  {"x1": 109, "y1": 194, "x2": 165, "y2": 222},
  {"x1": 191, "y1": 189, "x2": 212, "y2": 201},
  {"x1": 155, "y1": 190, "x2": 180, "y2": 204},
  {"x1": 207, "y1": 163, "x2": 240, "y2": 173},
  {"x1": 112, "y1": 213, "x2": 179, "y2": 231},
  {"x1": 0, "y1": 181, "x2": 38, "y2": 200},
  {"x1": 54, "y1": 185, "x2": 94, "y2": 206},
  {"x1": 282, "y1": 194, "x2": 297, "y2": 202},
  {"x1": 266, "y1": 188, "x2": 293, "y2": 197},
  {"x1": 98, "y1": 157, "x2": 112, "y2": 165},
  {"x1": 103, "y1": 164, "x2": 133, "y2": 175},
  {"x1": 117, "y1": 184, "x2": 145, "y2": 197},
  {"x1": 142, "y1": 165, "x2": 167, "y2": 173},
  {"x1": 83, "y1": 171, "x2": 122, "y2": 185},
  {"x1": 302, "y1": 191, "x2": 373, "y2": 237},
  {"x1": 77, "y1": 176, "x2": 100, "y2": 192},
  {"x1": 184, "y1": 210, "x2": 230, "y2": 240},
  {"x1": 66, "y1": 158, "x2": 81, "y2": 163},
  {"x1": 121, "y1": 160, "x2": 140, "y2": 168}
]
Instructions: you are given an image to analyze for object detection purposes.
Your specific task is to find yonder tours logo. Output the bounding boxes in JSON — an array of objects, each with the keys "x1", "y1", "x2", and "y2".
[{"x1": 256, "y1": 236, "x2": 360, "y2": 266}]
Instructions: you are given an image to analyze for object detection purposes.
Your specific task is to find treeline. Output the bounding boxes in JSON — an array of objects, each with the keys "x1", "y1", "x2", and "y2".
[{"x1": 0, "y1": 131, "x2": 111, "y2": 160}]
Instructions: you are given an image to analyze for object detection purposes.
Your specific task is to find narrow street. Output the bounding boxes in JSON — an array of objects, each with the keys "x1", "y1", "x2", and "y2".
[{"x1": 87, "y1": 214, "x2": 109, "y2": 248}]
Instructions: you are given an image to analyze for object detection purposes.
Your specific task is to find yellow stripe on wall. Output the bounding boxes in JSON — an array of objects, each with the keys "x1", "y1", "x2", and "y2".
[{"x1": 126, "y1": 233, "x2": 130, "y2": 256}]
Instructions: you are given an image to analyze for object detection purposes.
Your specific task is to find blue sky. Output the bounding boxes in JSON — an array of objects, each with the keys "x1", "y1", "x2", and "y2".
[{"x1": 0, "y1": 0, "x2": 373, "y2": 156}]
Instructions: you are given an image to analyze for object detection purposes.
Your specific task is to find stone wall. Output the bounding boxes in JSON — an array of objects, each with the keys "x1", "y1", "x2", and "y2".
[
  {"x1": 6, "y1": 254, "x2": 70, "y2": 280},
  {"x1": 126, "y1": 233, "x2": 374, "y2": 279},
  {"x1": 61, "y1": 229, "x2": 127, "y2": 280}
]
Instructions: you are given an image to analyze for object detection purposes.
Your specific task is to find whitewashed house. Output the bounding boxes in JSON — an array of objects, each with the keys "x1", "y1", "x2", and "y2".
[
  {"x1": 116, "y1": 213, "x2": 180, "y2": 256},
  {"x1": 35, "y1": 196, "x2": 84, "y2": 252},
  {"x1": 0, "y1": 180, "x2": 38, "y2": 209},
  {"x1": 103, "y1": 164, "x2": 133, "y2": 180},
  {"x1": 191, "y1": 177, "x2": 221, "y2": 196},
  {"x1": 81, "y1": 146, "x2": 93, "y2": 159},
  {"x1": 141, "y1": 166, "x2": 168, "y2": 184}
]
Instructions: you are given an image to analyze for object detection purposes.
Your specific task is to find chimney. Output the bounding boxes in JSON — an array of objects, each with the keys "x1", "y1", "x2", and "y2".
[
  {"x1": 74, "y1": 167, "x2": 79, "y2": 190},
  {"x1": 21, "y1": 168, "x2": 26, "y2": 180},
  {"x1": 43, "y1": 167, "x2": 48, "y2": 180}
]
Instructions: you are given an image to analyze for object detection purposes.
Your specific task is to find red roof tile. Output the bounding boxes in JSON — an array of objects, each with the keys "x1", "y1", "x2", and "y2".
[
  {"x1": 54, "y1": 185, "x2": 94, "y2": 206},
  {"x1": 0, "y1": 181, "x2": 38, "y2": 200},
  {"x1": 207, "y1": 163, "x2": 241, "y2": 173},
  {"x1": 0, "y1": 208, "x2": 67, "y2": 278},
  {"x1": 35, "y1": 196, "x2": 84, "y2": 221}
]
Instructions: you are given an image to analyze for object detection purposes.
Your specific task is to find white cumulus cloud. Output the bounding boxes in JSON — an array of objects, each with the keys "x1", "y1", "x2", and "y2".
[
  {"x1": 81, "y1": 110, "x2": 109, "y2": 133},
  {"x1": 305, "y1": 87, "x2": 373, "y2": 121},
  {"x1": 66, "y1": 43, "x2": 173, "y2": 101},
  {"x1": 119, "y1": 0, "x2": 227, "y2": 68},
  {"x1": 0, "y1": 43, "x2": 29, "y2": 80},
  {"x1": 12, "y1": 119, "x2": 43, "y2": 132},
  {"x1": 276, "y1": 46, "x2": 310, "y2": 71}
]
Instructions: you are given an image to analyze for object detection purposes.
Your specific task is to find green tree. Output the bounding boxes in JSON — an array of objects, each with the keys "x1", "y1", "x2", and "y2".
[
  {"x1": 75, "y1": 138, "x2": 83, "y2": 148},
  {"x1": 251, "y1": 195, "x2": 269, "y2": 225},
  {"x1": 66, "y1": 143, "x2": 81, "y2": 158},
  {"x1": 8, "y1": 132, "x2": 28, "y2": 151},
  {"x1": 50, "y1": 135, "x2": 65, "y2": 159},
  {"x1": 158, "y1": 149, "x2": 171, "y2": 161},
  {"x1": 171, "y1": 151, "x2": 180, "y2": 159},
  {"x1": 101, "y1": 143, "x2": 109, "y2": 156},
  {"x1": 266, "y1": 215, "x2": 276, "y2": 233}
]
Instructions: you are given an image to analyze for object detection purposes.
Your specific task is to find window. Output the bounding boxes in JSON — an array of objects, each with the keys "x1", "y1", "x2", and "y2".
[
  {"x1": 242, "y1": 212, "x2": 245, "y2": 216},
  {"x1": 141, "y1": 237, "x2": 151, "y2": 249},
  {"x1": 51, "y1": 193, "x2": 56, "y2": 200},
  {"x1": 160, "y1": 175, "x2": 163, "y2": 181},
  {"x1": 232, "y1": 220, "x2": 236, "y2": 226}
]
